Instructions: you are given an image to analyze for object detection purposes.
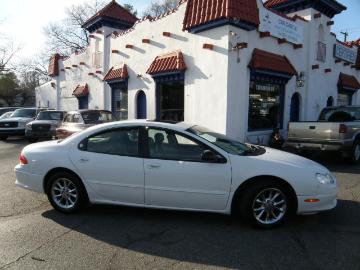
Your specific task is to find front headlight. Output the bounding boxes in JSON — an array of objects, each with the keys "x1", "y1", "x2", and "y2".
[
  {"x1": 25, "y1": 123, "x2": 32, "y2": 130},
  {"x1": 316, "y1": 173, "x2": 336, "y2": 185}
]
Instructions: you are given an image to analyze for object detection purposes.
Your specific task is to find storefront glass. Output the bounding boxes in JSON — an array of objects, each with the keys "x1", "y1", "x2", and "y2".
[{"x1": 248, "y1": 81, "x2": 284, "y2": 130}]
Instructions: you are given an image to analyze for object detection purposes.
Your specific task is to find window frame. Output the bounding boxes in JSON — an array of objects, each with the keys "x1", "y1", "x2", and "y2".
[
  {"x1": 143, "y1": 126, "x2": 227, "y2": 163},
  {"x1": 78, "y1": 126, "x2": 143, "y2": 158}
]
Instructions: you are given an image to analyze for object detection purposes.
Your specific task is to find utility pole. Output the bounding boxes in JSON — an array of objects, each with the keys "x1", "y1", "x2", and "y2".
[{"x1": 340, "y1": 30, "x2": 349, "y2": 42}]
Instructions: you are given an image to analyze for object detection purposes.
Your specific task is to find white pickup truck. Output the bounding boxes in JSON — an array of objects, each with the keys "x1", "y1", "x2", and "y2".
[{"x1": 286, "y1": 106, "x2": 360, "y2": 163}]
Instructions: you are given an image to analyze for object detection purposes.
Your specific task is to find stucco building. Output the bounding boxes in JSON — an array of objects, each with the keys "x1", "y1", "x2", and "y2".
[{"x1": 36, "y1": 0, "x2": 360, "y2": 144}]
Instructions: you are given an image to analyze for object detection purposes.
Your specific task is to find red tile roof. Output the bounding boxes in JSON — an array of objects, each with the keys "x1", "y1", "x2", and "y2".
[
  {"x1": 183, "y1": 0, "x2": 259, "y2": 31},
  {"x1": 103, "y1": 65, "x2": 129, "y2": 81},
  {"x1": 147, "y1": 51, "x2": 187, "y2": 75},
  {"x1": 338, "y1": 73, "x2": 360, "y2": 90},
  {"x1": 82, "y1": 0, "x2": 138, "y2": 28},
  {"x1": 48, "y1": 53, "x2": 61, "y2": 77},
  {"x1": 73, "y1": 84, "x2": 89, "y2": 97},
  {"x1": 264, "y1": 0, "x2": 288, "y2": 7},
  {"x1": 248, "y1": 48, "x2": 297, "y2": 76}
]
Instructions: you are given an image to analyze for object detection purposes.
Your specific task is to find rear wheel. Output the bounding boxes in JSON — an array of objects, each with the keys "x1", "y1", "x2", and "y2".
[
  {"x1": 46, "y1": 172, "x2": 87, "y2": 213},
  {"x1": 0, "y1": 136, "x2": 7, "y2": 141},
  {"x1": 239, "y1": 181, "x2": 292, "y2": 229}
]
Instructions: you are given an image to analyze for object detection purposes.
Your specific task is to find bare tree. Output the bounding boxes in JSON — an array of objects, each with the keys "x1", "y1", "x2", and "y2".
[
  {"x1": 143, "y1": 0, "x2": 179, "y2": 17},
  {"x1": 123, "y1": 4, "x2": 138, "y2": 17},
  {"x1": 0, "y1": 20, "x2": 21, "y2": 75},
  {"x1": 43, "y1": 0, "x2": 107, "y2": 55}
]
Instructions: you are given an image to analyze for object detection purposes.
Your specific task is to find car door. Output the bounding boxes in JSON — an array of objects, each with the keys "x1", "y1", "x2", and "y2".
[
  {"x1": 144, "y1": 127, "x2": 232, "y2": 211},
  {"x1": 70, "y1": 126, "x2": 144, "y2": 204}
]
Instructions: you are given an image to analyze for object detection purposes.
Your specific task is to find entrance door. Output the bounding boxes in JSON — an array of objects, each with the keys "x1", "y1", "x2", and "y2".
[
  {"x1": 136, "y1": 91, "x2": 147, "y2": 119},
  {"x1": 78, "y1": 96, "x2": 88, "y2": 109},
  {"x1": 290, "y1": 93, "x2": 300, "y2": 122},
  {"x1": 144, "y1": 127, "x2": 231, "y2": 210}
]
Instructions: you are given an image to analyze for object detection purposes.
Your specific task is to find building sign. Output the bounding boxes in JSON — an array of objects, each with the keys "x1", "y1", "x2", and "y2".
[
  {"x1": 333, "y1": 43, "x2": 357, "y2": 64},
  {"x1": 259, "y1": 9, "x2": 304, "y2": 45}
]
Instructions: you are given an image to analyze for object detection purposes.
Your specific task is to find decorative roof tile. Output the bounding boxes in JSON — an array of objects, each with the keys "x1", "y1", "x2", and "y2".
[
  {"x1": 183, "y1": 0, "x2": 259, "y2": 32},
  {"x1": 338, "y1": 73, "x2": 360, "y2": 90},
  {"x1": 73, "y1": 84, "x2": 89, "y2": 97},
  {"x1": 248, "y1": 48, "x2": 297, "y2": 76},
  {"x1": 103, "y1": 65, "x2": 129, "y2": 81},
  {"x1": 82, "y1": 0, "x2": 138, "y2": 31},
  {"x1": 264, "y1": 0, "x2": 346, "y2": 18},
  {"x1": 48, "y1": 53, "x2": 61, "y2": 77},
  {"x1": 147, "y1": 51, "x2": 187, "y2": 75}
]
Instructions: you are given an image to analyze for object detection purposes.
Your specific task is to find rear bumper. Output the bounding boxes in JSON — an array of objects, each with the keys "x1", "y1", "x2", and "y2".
[
  {"x1": 14, "y1": 165, "x2": 44, "y2": 193},
  {"x1": 0, "y1": 129, "x2": 25, "y2": 136},
  {"x1": 286, "y1": 140, "x2": 352, "y2": 152}
]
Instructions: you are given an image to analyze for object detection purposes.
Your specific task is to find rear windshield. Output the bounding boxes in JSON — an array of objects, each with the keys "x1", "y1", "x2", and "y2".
[
  {"x1": 37, "y1": 111, "x2": 64, "y2": 121},
  {"x1": 319, "y1": 107, "x2": 360, "y2": 122},
  {"x1": 11, "y1": 109, "x2": 36, "y2": 118},
  {"x1": 81, "y1": 111, "x2": 114, "y2": 124}
]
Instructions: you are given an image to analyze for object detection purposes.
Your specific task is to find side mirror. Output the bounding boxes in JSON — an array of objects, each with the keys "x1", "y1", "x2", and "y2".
[{"x1": 201, "y1": 150, "x2": 226, "y2": 163}]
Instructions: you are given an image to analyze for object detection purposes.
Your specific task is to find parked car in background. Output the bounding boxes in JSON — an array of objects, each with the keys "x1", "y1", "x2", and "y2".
[
  {"x1": 0, "y1": 108, "x2": 45, "y2": 141},
  {"x1": 0, "y1": 107, "x2": 20, "y2": 116},
  {"x1": 25, "y1": 110, "x2": 65, "y2": 142},
  {"x1": 56, "y1": 110, "x2": 114, "y2": 139},
  {"x1": 286, "y1": 106, "x2": 360, "y2": 163},
  {"x1": 15, "y1": 121, "x2": 338, "y2": 228},
  {"x1": 0, "y1": 111, "x2": 14, "y2": 120}
]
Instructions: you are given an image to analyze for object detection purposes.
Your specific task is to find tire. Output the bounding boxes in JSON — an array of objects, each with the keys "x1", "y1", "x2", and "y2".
[
  {"x1": 46, "y1": 172, "x2": 88, "y2": 213},
  {"x1": 349, "y1": 139, "x2": 360, "y2": 164},
  {"x1": 0, "y1": 136, "x2": 7, "y2": 141},
  {"x1": 238, "y1": 180, "x2": 293, "y2": 229}
]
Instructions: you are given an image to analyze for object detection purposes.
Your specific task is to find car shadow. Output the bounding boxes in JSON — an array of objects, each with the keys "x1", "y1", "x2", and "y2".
[{"x1": 42, "y1": 199, "x2": 360, "y2": 270}]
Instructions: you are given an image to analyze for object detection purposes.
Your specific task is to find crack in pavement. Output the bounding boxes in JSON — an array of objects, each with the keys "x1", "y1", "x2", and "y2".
[
  {"x1": 0, "y1": 221, "x2": 87, "y2": 270},
  {"x1": 0, "y1": 202, "x2": 49, "y2": 220}
]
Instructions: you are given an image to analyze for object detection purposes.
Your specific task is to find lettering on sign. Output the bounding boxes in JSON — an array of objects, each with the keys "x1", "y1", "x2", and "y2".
[
  {"x1": 259, "y1": 9, "x2": 304, "y2": 44},
  {"x1": 333, "y1": 43, "x2": 357, "y2": 64}
]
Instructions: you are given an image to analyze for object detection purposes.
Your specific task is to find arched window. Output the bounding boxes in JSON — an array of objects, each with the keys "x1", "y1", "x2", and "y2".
[
  {"x1": 327, "y1": 96, "x2": 334, "y2": 107},
  {"x1": 316, "y1": 24, "x2": 326, "y2": 62},
  {"x1": 290, "y1": 93, "x2": 301, "y2": 122}
]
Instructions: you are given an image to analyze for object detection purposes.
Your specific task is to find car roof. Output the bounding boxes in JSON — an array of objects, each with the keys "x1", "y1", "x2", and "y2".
[{"x1": 66, "y1": 109, "x2": 112, "y2": 114}]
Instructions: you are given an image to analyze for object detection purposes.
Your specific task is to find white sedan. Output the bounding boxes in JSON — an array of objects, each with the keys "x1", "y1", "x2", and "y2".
[{"x1": 15, "y1": 120, "x2": 338, "y2": 228}]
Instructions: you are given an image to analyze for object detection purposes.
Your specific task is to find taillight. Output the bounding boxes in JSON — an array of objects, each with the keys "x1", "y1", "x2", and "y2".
[
  {"x1": 19, "y1": 153, "x2": 28, "y2": 165},
  {"x1": 339, "y1": 124, "x2": 348, "y2": 134}
]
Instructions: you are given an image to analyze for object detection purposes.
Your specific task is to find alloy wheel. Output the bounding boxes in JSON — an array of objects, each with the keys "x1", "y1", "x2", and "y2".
[
  {"x1": 252, "y1": 188, "x2": 287, "y2": 225},
  {"x1": 51, "y1": 178, "x2": 78, "y2": 209}
]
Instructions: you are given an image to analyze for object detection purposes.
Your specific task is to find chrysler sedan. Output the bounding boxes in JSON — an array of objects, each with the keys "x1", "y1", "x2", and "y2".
[{"x1": 15, "y1": 121, "x2": 338, "y2": 228}]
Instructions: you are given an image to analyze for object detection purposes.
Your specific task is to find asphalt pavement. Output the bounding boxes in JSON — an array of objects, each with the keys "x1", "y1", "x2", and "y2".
[{"x1": 0, "y1": 138, "x2": 359, "y2": 270}]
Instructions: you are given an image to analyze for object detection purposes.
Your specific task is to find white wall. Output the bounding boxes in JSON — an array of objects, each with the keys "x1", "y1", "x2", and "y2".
[{"x1": 35, "y1": 82, "x2": 57, "y2": 109}]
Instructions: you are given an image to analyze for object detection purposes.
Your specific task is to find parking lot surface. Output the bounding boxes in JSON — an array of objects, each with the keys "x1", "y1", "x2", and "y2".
[{"x1": 0, "y1": 138, "x2": 359, "y2": 270}]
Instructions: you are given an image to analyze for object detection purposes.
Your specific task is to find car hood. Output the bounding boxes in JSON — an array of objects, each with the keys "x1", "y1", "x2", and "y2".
[
  {"x1": 0, "y1": 117, "x2": 33, "y2": 123},
  {"x1": 29, "y1": 120, "x2": 60, "y2": 126},
  {"x1": 247, "y1": 147, "x2": 329, "y2": 173}
]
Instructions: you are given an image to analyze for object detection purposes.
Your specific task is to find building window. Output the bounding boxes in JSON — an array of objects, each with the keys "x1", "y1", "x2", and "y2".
[
  {"x1": 248, "y1": 81, "x2": 284, "y2": 131},
  {"x1": 316, "y1": 41, "x2": 326, "y2": 62},
  {"x1": 337, "y1": 92, "x2": 352, "y2": 106},
  {"x1": 78, "y1": 96, "x2": 88, "y2": 109},
  {"x1": 112, "y1": 87, "x2": 128, "y2": 120},
  {"x1": 157, "y1": 81, "x2": 184, "y2": 122}
]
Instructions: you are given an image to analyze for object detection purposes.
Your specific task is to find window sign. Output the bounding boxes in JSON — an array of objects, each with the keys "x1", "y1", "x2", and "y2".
[
  {"x1": 259, "y1": 9, "x2": 303, "y2": 44},
  {"x1": 334, "y1": 43, "x2": 357, "y2": 64}
]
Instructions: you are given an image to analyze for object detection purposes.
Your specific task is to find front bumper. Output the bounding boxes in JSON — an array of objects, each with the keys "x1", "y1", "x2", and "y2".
[
  {"x1": 15, "y1": 165, "x2": 44, "y2": 193},
  {"x1": 0, "y1": 128, "x2": 25, "y2": 136},
  {"x1": 25, "y1": 130, "x2": 56, "y2": 139},
  {"x1": 297, "y1": 190, "x2": 338, "y2": 214}
]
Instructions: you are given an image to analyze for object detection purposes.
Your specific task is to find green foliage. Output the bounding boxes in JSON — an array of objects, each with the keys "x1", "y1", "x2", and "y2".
[{"x1": 0, "y1": 72, "x2": 19, "y2": 98}]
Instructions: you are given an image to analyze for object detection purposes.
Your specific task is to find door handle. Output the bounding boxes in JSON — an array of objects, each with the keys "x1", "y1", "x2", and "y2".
[
  {"x1": 79, "y1": 158, "x2": 89, "y2": 163},
  {"x1": 148, "y1": 164, "x2": 161, "y2": 169}
]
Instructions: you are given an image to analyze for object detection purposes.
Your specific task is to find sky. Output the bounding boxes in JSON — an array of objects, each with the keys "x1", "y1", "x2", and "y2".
[{"x1": 0, "y1": 0, "x2": 359, "y2": 62}]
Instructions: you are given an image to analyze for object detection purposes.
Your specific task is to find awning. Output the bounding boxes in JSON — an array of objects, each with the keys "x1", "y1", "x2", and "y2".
[
  {"x1": 103, "y1": 64, "x2": 129, "y2": 82},
  {"x1": 248, "y1": 48, "x2": 297, "y2": 78},
  {"x1": 146, "y1": 50, "x2": 187, "y2": 76},
  {"x1": 73, "y1": 84, "x2": 89, "y2": 97},
  {"x1": 338, "y1": 72, "x2": 360, "y2": 90}
]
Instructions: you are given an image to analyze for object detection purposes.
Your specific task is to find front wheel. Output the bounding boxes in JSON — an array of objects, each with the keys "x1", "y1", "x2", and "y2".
[
  {"x1": 349, "y1": 140, "x2": 360, "y2": 164},
  {"x1": 46, "y1": 172, "x2": 88, "y2": 213},
  {"x1": 239, "y1": 182, "x2": 291, "y2": 228}
]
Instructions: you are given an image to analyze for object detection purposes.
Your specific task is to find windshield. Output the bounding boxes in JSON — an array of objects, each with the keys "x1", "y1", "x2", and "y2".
[
  {"x1": 81, "y1": 111, "x2": 114, "y2": 124},
  {"x1": 37, "y1": 111, "x2": 64, "y2": 121},
  {"x1": 187, "y1": 125, "x2": 253, "y2": 155},
  {"x1": 0, "y1": 112, "x2": 13, "y2": 119},
  {"x1": 11, "y1": 109, "x2": 36, "y2": 118},
  {"x1": 319, "y1": 107, "x2": 360, "y2": 122}
]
